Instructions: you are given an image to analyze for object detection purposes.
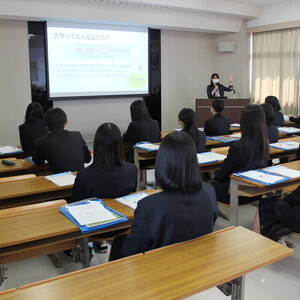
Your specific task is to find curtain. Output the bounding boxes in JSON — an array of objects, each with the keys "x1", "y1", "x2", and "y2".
[{"x1": 252, "y1": 28, "x2": 300, "y2": 114}]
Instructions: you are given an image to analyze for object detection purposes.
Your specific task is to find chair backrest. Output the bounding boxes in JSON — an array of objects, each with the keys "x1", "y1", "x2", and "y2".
[
  {"x1": 0, "y1": 174, "x2": 36, "y2": 183},
  {"x1": 0, "y1": 199, "x2": 67, "y2": 219}
]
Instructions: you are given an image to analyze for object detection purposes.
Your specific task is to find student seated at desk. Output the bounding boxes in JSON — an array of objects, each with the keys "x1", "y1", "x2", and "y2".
[
  {"x1": 32, "y1": 108, "x2": 91, "y2": 174},
  {"x1": 19, "y1": 102, "x2": 48, "y2": 156},
  {"x1": 204, "y1": 99, "x2": 230, "y2": 136},
  {"x1": 111, "y1": 131, "x2": 218, "y2": 259},
  {"x1": 71, "y1": 123, "x2": 137, "y2": 202},
  {"x1": 213, "y1": 105, "x2": 269, "y2": 204},
  {"x1": 178, "y1": 108, "x2": 206, "y2": 153},
  {"x1": 123, "y1": 100, "x2": 161, "y2": 163},
  {"x1": 254, "y1": 186, "x2": 300, "y2": 245},
  {"x1": 261, "y1": 103, "x2": 279, "y2": 143},
  {"x1": 265, "y1": 95, "x2": 284, "y2": 127}
]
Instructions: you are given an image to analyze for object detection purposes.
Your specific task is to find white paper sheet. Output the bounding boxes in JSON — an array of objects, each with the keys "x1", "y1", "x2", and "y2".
[
  {"x1": 270, "y1": 141, "x2": 299, "y2": 150},
  {"x1": 116, "y1": 192, "x2": 148, "y2": 210},
  {"x1": 45, "y1": 172, "x2": 76, "y2": 187},
  {"x1": 197, "y1": 152, "x2": 227, "y2": 164},
  {"x1": 66, "y1": 201, "x2": 117, "y2": 225},
  {"x1": 0, "y1": 146, "x2": 21, "y2": 154},
  {"x1": 263, "y1": 165, "x2": 300, "y2": 179},
  {"x1": 236, "y1": 170, "x2": 287, "y2": 185},
  {"x1": 134, "y1": 143, "x2": 160, "y2": 151},
  {"x1": 278, "y1": 127, "x2": 300, "y2": 134}
]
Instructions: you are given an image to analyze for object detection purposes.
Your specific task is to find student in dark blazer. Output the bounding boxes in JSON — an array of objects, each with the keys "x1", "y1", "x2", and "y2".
[
  {"x1": 214, "y1": 105, "x2": 269, "y2": 204},
  {"x1": 111, "y1": 131, "x2": 218, "y2": 259},
  {"x1": 265, "y1": 96, "x2": 284, "y2": 127},
  {"x1": 207, "y1": 73, "x2": 233, "y2": 99},
  {"x1": 32, "y1": 108, "x2": 91, "y2": 174},
  {"x1": 71, "y1": 123, "x2": 137, "y2": 202},
  {"x1": 178, "y1": 108, "x2": 206, "y2": 153},
  {"x1": 19, "y1": 102, "x2": 48, "y2": 156},
  {"x1": 261, "y1": 103, "x2": 279, "y2": 143},
  {"x1": 204, "y1": 99, "x2": 230, "y2": 136},
  {"x1": 123, "y1": 100, "x2": 161, "y2": 163}
]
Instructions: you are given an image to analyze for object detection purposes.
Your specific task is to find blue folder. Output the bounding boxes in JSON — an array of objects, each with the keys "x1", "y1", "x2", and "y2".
[
  {"x1": 234, "y1": 170, "x2": 289, "y2": 185},
  {"x1": 206, "y1": 136, "x2": 239, "y2": 143},
  {"x1": 60, "y1": 199, "x2": 128, "y2": 234}
]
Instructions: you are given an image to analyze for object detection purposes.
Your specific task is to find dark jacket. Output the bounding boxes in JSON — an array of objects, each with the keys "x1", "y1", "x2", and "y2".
[
  {"x1": 266, "y1": 125, "x2": 279, "y2": 143},
  {"x1": 204, "y1": 113, "x2": 230, "y2": 136},
  {"x1": 71, "y1": 163, "x2": 137, "y2": 202},
  {"x1": 289, "y1": 116, "x2": 300, "y2": 125},
  {"x1": 274, "y1": 111, "x2": 284, "y2": 127},
  {"x1": 207, "y1": 84, "x2": 233, "y2": 99},
  {"x1": 214, "y1": 141, "x2": 267, "y2": 204},
  {"x1": 32, "y1": 128, "x2": 91, "y2": 174},
  {"x1": 19, "y1": 119, "x2": 48, "y2": 156},
  {"x1": 120, "y1": 183, "x2": 218, "y2": 258},
  {"x1": 123, "y1": 119, "x2": 161, "y2": 145}
]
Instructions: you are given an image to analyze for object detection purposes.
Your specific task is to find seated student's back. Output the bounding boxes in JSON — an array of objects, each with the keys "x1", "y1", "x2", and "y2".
[
  {"x1": 265, "y1": 96, "x2": 284, "y2": 127},
  {"x1": 204, "y1": 99, "x2": 230, "y2": 136},
  {"x1": 71, "y1": 123, "x2": 137, "y2": 202},
  {"x1": 19, "y1": 102, "x2": 48, "y2": 156},
  {"x1": 111, "y1": 131, "x2": 218, "y2": 259},
  {"x1": 261, "y1": 103, "x2": 278, "y2": 143},
  {"x1": 32, "y1": 108, "x2": 91, "y2": 174},
  {"x1": 178, "y1": 108, "x2": 206, "y2": 153}
]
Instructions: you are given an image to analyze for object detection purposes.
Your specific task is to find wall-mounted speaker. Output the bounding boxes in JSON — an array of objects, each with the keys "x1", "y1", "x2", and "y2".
[{"x1": 218, "y1": 42, "x2": 236, "y2": 53}]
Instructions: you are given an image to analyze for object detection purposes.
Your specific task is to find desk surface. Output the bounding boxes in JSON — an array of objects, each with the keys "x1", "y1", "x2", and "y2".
[{"x1": 0, "y1": 226, "x2": 292, "y2": 300}]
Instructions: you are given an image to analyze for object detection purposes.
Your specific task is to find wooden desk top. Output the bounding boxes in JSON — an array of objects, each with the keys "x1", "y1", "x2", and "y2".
[
  {"x1": 0, "y1": 190, "x2": 159, "y2": 250},
  {"x1": 1, "y1": 226, "x2": 292, "y2": 300}
]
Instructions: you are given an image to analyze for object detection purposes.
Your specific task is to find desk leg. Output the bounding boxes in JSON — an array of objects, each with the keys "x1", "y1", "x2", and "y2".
[
  {"x1": 134, "y1": 148, "x2": 141, "y2": 191},
  {"x1": 78, "y1": 237, "x2": 91, "y2": 269},
  {"x1": 231, "y1": 276, "x2": 245, "y2": 300},
  {"x1": 229, "y1": 179, "x2": 239, "y2": 226}
]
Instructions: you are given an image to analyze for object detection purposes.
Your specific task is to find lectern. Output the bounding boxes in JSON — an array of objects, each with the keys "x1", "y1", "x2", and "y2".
[{"x1": 196, "y1": 98, "x2": 250, "y2": 128}]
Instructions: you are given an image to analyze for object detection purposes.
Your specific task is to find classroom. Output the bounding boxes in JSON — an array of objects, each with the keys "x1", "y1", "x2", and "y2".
[{"x1": 0, "y1": 0, "x2": 300, "y2": 299}]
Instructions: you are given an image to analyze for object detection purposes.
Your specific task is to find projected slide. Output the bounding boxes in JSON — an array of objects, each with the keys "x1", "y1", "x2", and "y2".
[{"x1": 46, "y1": 22, "x2": 149, "y2": 99}]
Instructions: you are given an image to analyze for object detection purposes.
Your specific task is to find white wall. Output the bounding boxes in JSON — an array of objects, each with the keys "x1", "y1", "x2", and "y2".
[
  {"x1": 0, "y1": 19, "x2": 250, "y2": 145},
  {"x1": 0, "y1": 20, "x2": 31, "y2": 145}
]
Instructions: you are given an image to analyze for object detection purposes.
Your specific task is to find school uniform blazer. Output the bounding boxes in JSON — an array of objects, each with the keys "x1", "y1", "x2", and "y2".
[
  {"x1": 214, "y1": 141, "x2": 267, "y2": 204},
  {"x1": 181, "y1": 128, "x2": 206, "y2": 153},
  {"x1": 71, "y1": 163, "x2": 137, "y2": 202},
  {"x1": 120, "y1": 183, "x2": 218, "y2": 258},
  {"x1": 122, "y1": 119, "x2": 161, "y2": 145},
  {"x1": 204, "y1": 113, "x2": 230, "y2": 136},
  {"x1": 32, "y1": 128, "x2": 91, "y2": 174},
  {"x1": 266, "y1": 125, "x2": 279, "y2": 143},
  {"x1": 289, "y1": 116, "x2": 300, "y2": 125},
  {"x1": 274, "y1": 111, "x2": 284, "y2": 127},
  {"x1": 19, "y1": 119, "x2": 48, "y2": 156},
  {"x1": 207, "y1": 84, "x2": 233, "y2": 99}
]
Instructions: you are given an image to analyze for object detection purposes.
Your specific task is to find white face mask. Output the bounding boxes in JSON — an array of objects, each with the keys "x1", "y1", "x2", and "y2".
[{"x1": 212, "y1": 79, "x2": 219, "y2": 84}]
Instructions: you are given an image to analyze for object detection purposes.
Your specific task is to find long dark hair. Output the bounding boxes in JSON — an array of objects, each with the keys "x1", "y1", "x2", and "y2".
[
  {"x1": 155, "y1": 131, "x2": 202, "y2": 194},
  {"x1": 265, "y1": 96, "x2": 281, "y2": 112},
  {"x1": 261, "y1": 103, "x2": 275, "y2": 126},
  {"x1": 24, "y1": 102, "x2": 44, "y2": 123},
  {"x1": 240, "y1": 104, "x2": 269, "y2": 164},
  {"x1": 178, "y1": 108, "x2": 200, "y2": 151},
  {"x1": 130, "y1": 100, "x2": 151, "y2": 121},
  {"x1": 91, "y1": 123, "x2": 123, "y2": 171}
]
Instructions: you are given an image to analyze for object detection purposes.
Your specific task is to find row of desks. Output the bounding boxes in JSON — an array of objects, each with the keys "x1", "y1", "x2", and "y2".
[{"x1": 0, "y1": 226, "x2": 293, "y2": 300}]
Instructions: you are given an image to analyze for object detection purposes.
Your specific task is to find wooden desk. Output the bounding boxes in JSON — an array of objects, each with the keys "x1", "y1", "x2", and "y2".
[
  {"x1": 0, "y1": 176, "x2": 73, "y2": 209},
  {"x1": 0, "y1": 158, "x2": 50, "y2": 178},
  {"x1": 1, "y1": 227, "x2": 292, "y2": 300},
  {"x1": 229, "y1": 160, "x2": 300, "y2": 226},
  {"x1": 0, "y1": 190, "x2": 159, "y2": 276}
]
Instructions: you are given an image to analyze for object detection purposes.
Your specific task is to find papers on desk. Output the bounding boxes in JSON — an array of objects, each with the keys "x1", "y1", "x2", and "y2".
[
  {"x1": 278, "y1": 127, "x2": 300, "y2": 134},
  {"x1": 269, "y1": 141, "x2": 299, "y2": 150},
  {"x1": 116, "y1": 192, "x2": 148, "y2": 210},
  {"x1": 230, "y1": 133, "x2": 241, "y2": 138},
  {"x1": 60, "y1": 199, "x2": 127, "y2": 233},
  {"x1": 263, "y1": 165, "x2": 300, "y2": 179},
  {"x1": 134, "y1": 142, "x2": 160, "y2": 151},
  {"x1": 234, "y1": 170, "x2": 289, "y2": 185},
  {"x1": 206, "y1": 136, "x2": 239, "y2": 143},
  {"x1": 230, "y1": 123, "x2": 240, "y2": 128},
  {"x1": 45, "y1": 172, "x2": 76, "y2": 187},
  {"x1": 197, "y1": 152, "x2": 227, "y2": 165},
  {"x1": 0, "y1": 146, "x2": 23, "y2": 155}
]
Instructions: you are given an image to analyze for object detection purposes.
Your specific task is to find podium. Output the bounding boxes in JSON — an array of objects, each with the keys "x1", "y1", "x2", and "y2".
[{"x1": 196, "y1": 98, "x2": 250, "y2": 128}]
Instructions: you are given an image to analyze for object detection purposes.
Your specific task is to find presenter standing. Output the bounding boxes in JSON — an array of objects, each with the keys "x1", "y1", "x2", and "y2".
[{"x1": 207, "y1": 73, "x2": 233, "y2": 98}]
